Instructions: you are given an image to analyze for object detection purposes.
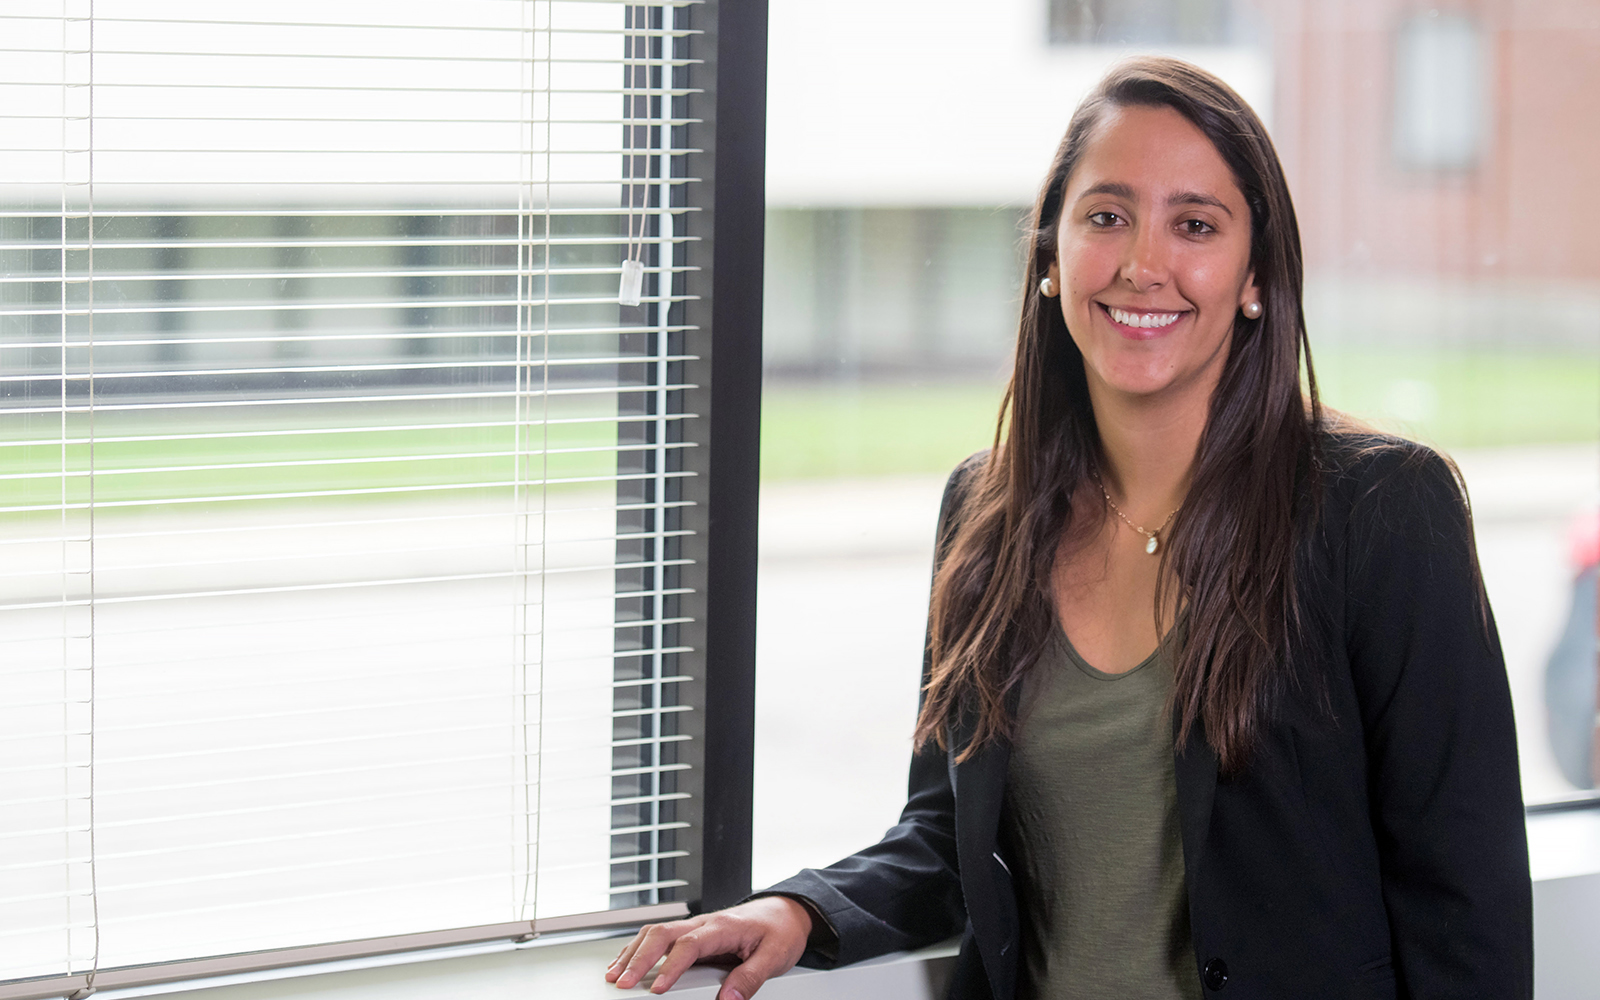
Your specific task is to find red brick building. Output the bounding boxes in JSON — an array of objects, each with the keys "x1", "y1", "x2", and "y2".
[{"x1": 1269, "y1": 0, "x2": 1600, "y2": 285}]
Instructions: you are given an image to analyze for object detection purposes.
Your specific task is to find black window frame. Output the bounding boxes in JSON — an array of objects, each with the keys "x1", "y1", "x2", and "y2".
[{"x1": 677, "y1": 0, "x2": 769, "y2": 914}]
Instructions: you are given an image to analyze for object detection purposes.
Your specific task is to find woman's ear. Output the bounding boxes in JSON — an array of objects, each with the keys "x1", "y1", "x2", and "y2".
[
  {"x1": 1239, "y1": 269, "x2": 1260, "y2": 312},
  {"x1": 1041, "y1": 259, "x2": 1061, "y2": 298}
]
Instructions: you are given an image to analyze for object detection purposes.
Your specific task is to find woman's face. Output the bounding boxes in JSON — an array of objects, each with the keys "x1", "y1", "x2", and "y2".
[{"x1": 1047, "y1": 103, "x2": 1259, "y2": 406}]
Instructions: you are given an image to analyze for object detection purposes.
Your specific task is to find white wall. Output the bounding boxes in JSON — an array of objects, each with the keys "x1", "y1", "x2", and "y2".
[{"x1": 765, "y1": 0, "x2": 1273, "y2": 207}]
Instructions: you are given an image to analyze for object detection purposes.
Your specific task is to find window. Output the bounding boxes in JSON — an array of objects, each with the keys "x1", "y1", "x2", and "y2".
[
  {"x1": 0, "y1": 1, "x2": 763, "y2": 995},
  {"x1": 1392, "y1": 11, "x2": 1487, "y2": 170},
  {"x1": 1048, "y1": 0, "x2": 1238, "y2": 46},
  {"x1": 757, "y1": 0, "x2": 1598, "y2": 893}
]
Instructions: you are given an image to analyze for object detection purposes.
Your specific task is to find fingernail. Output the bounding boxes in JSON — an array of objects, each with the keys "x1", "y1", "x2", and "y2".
[{"x1": 725, "y1": 991, "x2": 746, "y2": 1000}]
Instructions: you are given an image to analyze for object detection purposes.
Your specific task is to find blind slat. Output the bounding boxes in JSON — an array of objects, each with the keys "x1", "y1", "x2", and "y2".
[
  {"x1": 0, "y1": 381, "x2": 701, "y2": 416},
  {"x1": 2, "y1": 675, "x2": 696, "y2": 737},
  {"x1": 0, "y1": 355, "x2": 696, "y2": 383},
  {"x1": 0, "y1": 706, "x2": 693, "y2": 775},
  {"x1": 0, "y1": 735, "x2": 695, "y2": 821},
  {"x1": 0, "y1": 204, "x2": 701, "y2": 217},
  {"x1": 0, "y1": 292, "x2": 696, "y2": 318}
]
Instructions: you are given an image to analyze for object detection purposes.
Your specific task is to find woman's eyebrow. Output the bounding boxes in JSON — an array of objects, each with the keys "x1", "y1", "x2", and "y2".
[
  {"x1": 1168, "y1": 190, "x2": 1233, "y2": 217},
  {"x1": 1077, "y1": 181, "x2": 1136, "y2": 202}
]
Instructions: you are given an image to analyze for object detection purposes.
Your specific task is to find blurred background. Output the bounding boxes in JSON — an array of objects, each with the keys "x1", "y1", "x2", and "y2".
[
  {"x1": 0, "y1": 0, "x2": 1593, "y2": 945},
  {"x1": 751, "y1": 0, "x2": 1600, "y2": 888}
]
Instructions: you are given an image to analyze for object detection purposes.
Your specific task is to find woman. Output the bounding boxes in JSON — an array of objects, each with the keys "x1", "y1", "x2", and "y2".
[{"x1": 607, "y1": 57, "x2": 1532, "y2": 1000}]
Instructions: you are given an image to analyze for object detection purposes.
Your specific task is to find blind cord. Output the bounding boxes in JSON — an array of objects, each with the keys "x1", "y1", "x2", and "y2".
[
  {"x1": 65, "y1": 4, "x2": 101, "y2": 998},
  {"x1": 512, "y1": 0, "x2": 532, "y2": 929},
  {"x1": 530, "y1": 0, "x2": 555, "y2": 928},
  {"x1": 530, "y1": 0, "x2": 552, "y2": 926},
  {"x1": 618, "y1": 10, "x2": 644, "y2": 307},
  {"x1": 512, "y1": 0, "x2": 554, "y2": 931}
]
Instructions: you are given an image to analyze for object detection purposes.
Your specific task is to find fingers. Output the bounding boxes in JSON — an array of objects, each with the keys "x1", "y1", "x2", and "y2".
[
  {"x1": 608, "y1": 918, "x2": 703, "y2": 991},
  {"x1": 716, "y1": 939, "x2": 797, "y2": 1000},
  {"x1": 605, "y1": 897, "x2": 812, "y2": 995},
  {"x1": 604, "y1": 929, "x2": 644, "y2": 983},
  {"x1": 648, "y1": 930, "x2": 719, "y2": 994},
  {"x1": 645, "y1": 918, "x2": 766, "y2": 995}
]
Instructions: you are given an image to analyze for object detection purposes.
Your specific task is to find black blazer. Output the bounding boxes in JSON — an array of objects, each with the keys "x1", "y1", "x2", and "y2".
[{"x1": 764, "y1": 437, "x2": 1533, "y2": 999}]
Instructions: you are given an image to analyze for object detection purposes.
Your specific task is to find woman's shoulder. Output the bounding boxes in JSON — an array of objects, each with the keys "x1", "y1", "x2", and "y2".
[
  {"x1": 936, "y1": 449, "x2": 992, "y2": 526},
  {"x1": 944, "y1": 449, "x2": 991, "y2": 489},
  {"x1": 1314, "y1": 423, "x2": 1467, "y2": 518},
  {"x1": 1311, "y1": 423, "x2": 1476, "y2": 574}
]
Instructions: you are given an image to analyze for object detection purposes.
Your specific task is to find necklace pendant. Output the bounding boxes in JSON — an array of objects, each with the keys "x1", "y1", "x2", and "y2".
[{"x1": 1145, "y1": 534, "x2": 1159, "y2": 555}]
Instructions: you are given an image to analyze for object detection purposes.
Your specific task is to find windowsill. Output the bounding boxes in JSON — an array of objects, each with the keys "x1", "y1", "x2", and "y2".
[
  {"x1": 75, "y1": 810, "x2": 1598, "y2": 1000},
  {"x1": 1527, "y1": 806, "x2": 1600, "y2": 881},
  {"x1": 1528, "y1": 807, "x2": 1600, "y2": 997},
  {"x1": 96, "y1": 933, "x2": 961, "y2": 1000}
]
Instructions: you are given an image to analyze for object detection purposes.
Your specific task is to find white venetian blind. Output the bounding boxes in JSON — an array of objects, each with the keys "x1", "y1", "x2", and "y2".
[{"x1": 0, "y1": 0, "x2": 699, "y2": 988}]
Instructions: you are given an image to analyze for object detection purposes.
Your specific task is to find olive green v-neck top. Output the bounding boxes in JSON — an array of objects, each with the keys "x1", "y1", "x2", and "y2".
[{"x1": 999, "y1": 626, "x2": 1202, "y2": 1000}]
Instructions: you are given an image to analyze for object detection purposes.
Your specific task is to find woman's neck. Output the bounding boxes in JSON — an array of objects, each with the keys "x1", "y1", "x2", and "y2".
[{"x1": 1090, "y1": 383, "x2": 1210, "y2": 521}]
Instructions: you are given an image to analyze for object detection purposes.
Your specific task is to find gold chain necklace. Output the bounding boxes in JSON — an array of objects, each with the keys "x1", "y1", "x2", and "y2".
[{"x1": 1095, "y1": 477, "x2": 1180, "y2": 555}]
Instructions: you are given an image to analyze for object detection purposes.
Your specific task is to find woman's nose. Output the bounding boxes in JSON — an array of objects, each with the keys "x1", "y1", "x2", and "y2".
[{"x1": 1119, "y1": 224, "x2": 1169, "y2": 291}]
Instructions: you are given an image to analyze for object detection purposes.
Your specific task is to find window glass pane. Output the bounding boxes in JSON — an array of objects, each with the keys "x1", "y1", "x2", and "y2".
[
  {"x1": 755, "y1": 0, "x2": 1599, "y2": 889},
  {"x1": 1048, "y1": 0, "x2": 1242, "y2": 45},
  {"x1": 1393, "y1": 13, "x2": 1486, "y2": 169}
]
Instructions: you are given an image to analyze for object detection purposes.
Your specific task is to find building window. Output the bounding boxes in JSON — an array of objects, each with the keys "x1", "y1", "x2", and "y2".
[
  {"x1": 1393, "y1": 12, "x2": 1488, "y2": 170},
  {"x1": 1048, "y1": 0, "x2": 1237, "y2": 46}
]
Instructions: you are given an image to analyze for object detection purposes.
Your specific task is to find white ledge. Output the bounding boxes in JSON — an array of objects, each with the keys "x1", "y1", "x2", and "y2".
[
  {"x1": 57, "y1": 811, "x2": 1600, "y2": 1000},
  {"x1": 96, "y1": 933, "x2": 960, "y2": 1000}
]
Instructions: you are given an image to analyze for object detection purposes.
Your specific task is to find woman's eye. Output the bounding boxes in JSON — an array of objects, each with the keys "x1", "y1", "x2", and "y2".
[
  {"x1": 1088, "y1": 211, "x2": 1123, "y2": 227},
  {"x1": 1181, "y1": 218, "x2": 1216, "y2": 235}
]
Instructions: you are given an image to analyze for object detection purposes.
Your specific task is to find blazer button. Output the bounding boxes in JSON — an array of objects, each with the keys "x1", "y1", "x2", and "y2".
[{"x1": 1202, "y1": 958, "x2": 1229, "y2": 991}]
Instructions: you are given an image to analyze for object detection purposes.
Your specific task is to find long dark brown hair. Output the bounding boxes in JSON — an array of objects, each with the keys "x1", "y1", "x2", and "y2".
[{"x1": 913, "y1": 57, "x2": 1321, "y2": 773}]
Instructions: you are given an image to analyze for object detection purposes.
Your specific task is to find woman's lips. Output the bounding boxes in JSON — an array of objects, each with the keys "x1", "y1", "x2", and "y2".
[{"x1": 1099, "y1": 302, "x2": 1188, "y2": 339}]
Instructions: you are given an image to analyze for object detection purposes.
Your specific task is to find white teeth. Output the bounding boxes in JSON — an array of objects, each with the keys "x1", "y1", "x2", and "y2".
[{"x1": 1108, "y1": 306, "x2": 1181, "y2": 328}]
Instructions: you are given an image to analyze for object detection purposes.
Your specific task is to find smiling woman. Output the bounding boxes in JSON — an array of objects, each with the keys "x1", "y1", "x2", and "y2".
[{"x1": 607, "y1": 56, "x2": 1532, "y2": 1000}]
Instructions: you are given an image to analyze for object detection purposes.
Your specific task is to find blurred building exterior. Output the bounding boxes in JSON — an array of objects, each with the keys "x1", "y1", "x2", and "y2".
[
  {"x1": 761, "y1": 0, "x2": 1600, "y2": 377},
  {"x1": 1275, "y1": 0, "x2": 1600, "y2": 352}
]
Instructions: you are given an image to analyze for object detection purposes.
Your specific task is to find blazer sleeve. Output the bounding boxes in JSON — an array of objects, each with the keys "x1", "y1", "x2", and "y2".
[
  {"x1": 758, "y1": 453, "x2": 987, "y2": 968},
  {"x1": 1342, "y1": 446, "x2": 1533, "y2": 998}
]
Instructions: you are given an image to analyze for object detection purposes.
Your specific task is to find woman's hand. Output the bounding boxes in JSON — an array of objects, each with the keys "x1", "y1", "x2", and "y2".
[{"x1": 604, "y1": 895, "x2": 814, "y2": 998}]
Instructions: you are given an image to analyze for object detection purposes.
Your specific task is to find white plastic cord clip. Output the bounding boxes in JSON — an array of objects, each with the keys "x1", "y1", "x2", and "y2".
[
  {"x1": 619, "y1": 257, "x2": 644, "y2": 308},
  {"x1": 619, "y1": 90, "x2": 645, "y2": 307}
]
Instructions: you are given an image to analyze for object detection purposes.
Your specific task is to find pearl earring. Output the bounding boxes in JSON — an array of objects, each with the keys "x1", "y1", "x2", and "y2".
[
  {"x1": 1242, "y1": 300, "x2": 1262, "y2": 319},
  {"x1": 1040, "y1": 276, "x2": 1056, "y2": 297}
]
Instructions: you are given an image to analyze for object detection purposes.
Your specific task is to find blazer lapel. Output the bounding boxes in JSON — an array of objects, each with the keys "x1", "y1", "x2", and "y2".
[
  {"x1": 1173, "y1": 713, "x2": 1219, "y2": 872},
  {"x1": 948, "y1": 693, "x2": 1014, "y2": 875},
  {"x1": 949, "y1": 705, "x2": 1016, "y2": 1000},
  {"x1": 952, "y1": 737, "x2": 1009, "y2": 861}
]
